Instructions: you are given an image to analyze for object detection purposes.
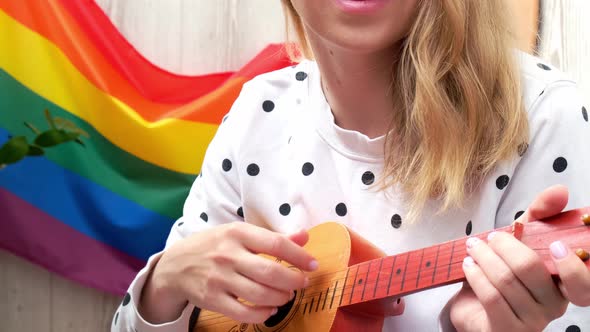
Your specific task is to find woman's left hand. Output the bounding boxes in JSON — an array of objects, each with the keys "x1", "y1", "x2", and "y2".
[{"x1": 448, "y1": 185, "x2": 590, "y2": 331}]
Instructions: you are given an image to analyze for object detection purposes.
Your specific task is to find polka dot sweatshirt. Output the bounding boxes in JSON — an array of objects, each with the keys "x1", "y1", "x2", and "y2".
[{"x1": 112, "y1": 51, "x2": 590, "y2": 332}]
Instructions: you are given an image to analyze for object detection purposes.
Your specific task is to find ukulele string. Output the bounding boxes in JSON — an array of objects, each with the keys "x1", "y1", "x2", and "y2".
[{"x1": 196, "y1": 226, "x2": 590, "y2": 327}]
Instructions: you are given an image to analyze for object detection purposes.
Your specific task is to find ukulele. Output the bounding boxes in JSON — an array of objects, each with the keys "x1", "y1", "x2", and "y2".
[{"x1": 192, "y1": 207, "x2": 590, "y2": 332}]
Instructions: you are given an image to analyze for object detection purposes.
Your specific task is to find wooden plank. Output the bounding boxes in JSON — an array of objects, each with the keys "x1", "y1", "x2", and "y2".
[
  {"x1": 0, "y1": 250, "x2": 52, "y2": 331},
  {"x1": 0, "y1": 250, "x2": 121, "y2": 332},
  {"x1": 538, "y1": 0, "x2": 590, "y2": 104},
  {"x1": 94, "y1": 0, "x2": 286, "y2": 74}
]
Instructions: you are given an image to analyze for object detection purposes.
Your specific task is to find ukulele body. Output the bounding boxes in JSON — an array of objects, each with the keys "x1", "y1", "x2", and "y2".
[{"x1": 194, "y1": 222, "x2": 395, "y2": 332}]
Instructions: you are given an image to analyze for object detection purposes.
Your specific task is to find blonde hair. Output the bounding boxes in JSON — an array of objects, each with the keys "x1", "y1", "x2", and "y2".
[{"x1": 281, "y1": 0, "x2": 528, "y2": 220}]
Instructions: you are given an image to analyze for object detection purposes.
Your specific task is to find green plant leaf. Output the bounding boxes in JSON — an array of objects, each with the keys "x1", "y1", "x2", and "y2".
[
  {"x1": 54, "y1": 117, "x2": 90, "y2": 138},
  {"x1": 24, "y1": 121, "x2": 41, "y2": 135},
  {"x1": 0, "y1": 136, "x2": 29, "y2": 164},
  {"x1": 34, "y1": 129, "x2": 70, "y2": 147},
  {"x1": 44, "y1": 109, "x2": 57, "y2": 130},
  {"x1": 27, "y1": 145, "x2": 44, "y2": 156}
]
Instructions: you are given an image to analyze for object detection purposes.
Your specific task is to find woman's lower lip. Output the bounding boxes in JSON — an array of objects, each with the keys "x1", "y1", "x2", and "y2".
[{"x1": 333, "y1": 0, "x2": 388, "y2": 14}]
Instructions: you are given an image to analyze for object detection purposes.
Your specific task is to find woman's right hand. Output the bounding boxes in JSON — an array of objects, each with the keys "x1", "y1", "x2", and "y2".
[{"x1": 138, "y1": 222, "x2": 318, "y2": 324}]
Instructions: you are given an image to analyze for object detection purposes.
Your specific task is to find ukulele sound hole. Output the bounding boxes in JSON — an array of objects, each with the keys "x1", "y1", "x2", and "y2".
[{"x1": 263, "y1": 291, "x2": 297, "y2": 328}]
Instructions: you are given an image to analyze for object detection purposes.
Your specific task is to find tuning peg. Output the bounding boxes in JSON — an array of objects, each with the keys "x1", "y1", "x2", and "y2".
[
  {"x1": 575, "y1": 248, "x2": 590, "y2": 262},
  {"x1": 582, "y1": 214, "x2": 590, "y2": 226}
]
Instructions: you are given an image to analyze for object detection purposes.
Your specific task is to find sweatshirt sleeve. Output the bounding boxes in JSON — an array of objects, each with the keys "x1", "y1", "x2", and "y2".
[{"x1": 111, "y1": 82, "x2": 254, "y2": 332}]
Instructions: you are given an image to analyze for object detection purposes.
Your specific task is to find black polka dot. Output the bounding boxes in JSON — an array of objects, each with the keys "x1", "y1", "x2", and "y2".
[
  {"x1": 114, "y1": 311, "x2": 119, "y2": 325},
  {"x1": 582, "y1": 106, "x2": 588, "y2": 122},
  {"x1": 296, "y1": 71, "x2": 308, "y2": 81},
  {"x1": 362, "y1": 171, "x2": 375, "y2": 185},
  {"x1": 200, "y1": 212, "x2": 208, "y2": 222},
  {"x1": 553, "y1": 157, "x2": 568, "y2": 173},
  {"x1": 517, "y1": 143, "x2": 528, "y2": 157},
  {"x1": 358, "y1": 279, "x2": 363, "y2": 285},
  {"x1": 237, "y1": 207, "x2": 244, "y2": 218},
  {"x1": 178, "y1": 221, "x2": 184, "y2": 226},
  {"x1": 396, "y1": 268, "x2": 402, "y2": 275},
  {"x1": 496, "y1": 175, "x2": 510, "y2": 190},
  {"x1": 302, "y1": 162, "x2": 314, "y2": 176},
  {"x1": 247, "y1": 163, "x2": 260, "y2": 176},
  {"x1": 465, "y1": 220, "x2": 473, "y2": 236},
  {"x1": 514, "y1": 210, "x2": 525, "y2": 220},
  {"x1": 122, "y1": 293, "x2": 131, "y2": 306},
  {"x1": 425, "y1": 261, "x2": 431, "y2": 268},
  {"x1": 279, "y1": 203, "x2": 291, "y2": 216},
  {"x1": 391, "y1": 214, "x2": 402, "y2": 229},
  {"x1": 537, "y1": 63, "x2": 551, "y2": 71},
  {"x1": 335, "y1": 203, "x2": 347, "y2": 216},
  {"x1": 262, "y1": 100, "x2": 275, "y2": 112},
  {"x1": 222, "y1": 158, "x2": 232, "y2": 172},
  {"x1": 565, "y1": 325, "x2": 581, "y2": 332}
]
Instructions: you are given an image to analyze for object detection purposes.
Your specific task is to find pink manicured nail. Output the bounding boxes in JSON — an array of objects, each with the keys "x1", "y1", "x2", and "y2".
[
  {"x1": 271, "y1": 308, "x2": 278, "y2": 315},
  {"x1": 463, "y1": 256, "x2": 475, "y2": 268},
  {"x1": 466, "y1": 237, "x2": 480, "y2": 249},
  {"x1": 487, "y1": 232, "x2": 498, "y2": 241},
  {"x1": 309, "y1": 260, "x2": 319, "y2": 271},
  {"x1": 550, "y1": 241, "x2": 568, "y2": 259}
]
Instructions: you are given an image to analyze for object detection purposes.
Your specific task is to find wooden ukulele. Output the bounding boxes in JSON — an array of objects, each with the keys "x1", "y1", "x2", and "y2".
[{"x1": 193, "y1": 207, "x2": 590, "y2": 332}]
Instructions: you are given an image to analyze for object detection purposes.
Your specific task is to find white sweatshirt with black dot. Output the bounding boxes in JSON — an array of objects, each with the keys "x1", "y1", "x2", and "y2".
[{"x1": 112, "y1": 51, "x2": 590, "y2": 332}]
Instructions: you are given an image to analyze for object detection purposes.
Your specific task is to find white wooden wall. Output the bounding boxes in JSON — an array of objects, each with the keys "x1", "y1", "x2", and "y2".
[{"x1": 1, "y1": 1, "x2": 588, "y2": 331}]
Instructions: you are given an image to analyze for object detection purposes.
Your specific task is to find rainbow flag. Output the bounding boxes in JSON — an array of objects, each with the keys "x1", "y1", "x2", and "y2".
[{"x1": 0, "y1": 0, "x2": 293, "y2": 295}]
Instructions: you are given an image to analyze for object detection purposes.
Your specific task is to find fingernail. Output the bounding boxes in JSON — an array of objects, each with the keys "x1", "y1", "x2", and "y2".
[
  {"x1": 304, "y1": 277, "x2": 310, "y2": 288},
  {"x1": 550, "y1": 241, "x2": 568, "y2": 259},
  {"x1": 290, "y1": 290, "x2": 295, "y2": 300},
  {"x1": 463, "y1": 256, "x2": 475, "y2": 268},
  {"x1": 271, "y1": 308, "x2": 278, "y2": 315},
  {"x1": 466, "y1": 237, "x2": 480, "y2": 249},
  {"x1": 487, "y1": 232, "x2": 497, "y2": 241},
  {"x1": 309, "y1": 260, "x2": 319, "y2": 271}
]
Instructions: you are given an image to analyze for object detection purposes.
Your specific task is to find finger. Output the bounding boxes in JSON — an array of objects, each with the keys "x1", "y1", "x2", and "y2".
[
  {"x1": 487, "y1": 231, "x2": 564, "y2": 308},
  {"x1": 232, "y1": 224, "x2": 318, "y2": 272},
  {"x1": 287, "y1": 228, "x2": 310, "y2": 247},
  {"x1": 213, "y1": 293, "x2": 277, "y2": 324},
  {"x1": 235, "y1": 253, "x2": 308, "y2": 291},
  {"x1": 521, "y1": 185, "x2": 569, "y2": 223},
  {"x1": 550, "y1": 240, "x2": 590, "y2": 306},
  {"x1": 462, "y1": 256, "x2": 523, "y2": 330},
  {"x1": 466, "y1": 237, "x2": 542, "y2": 324},
  {"x1": 225, "y1": 273, "x2": 293, "y2": 308}
]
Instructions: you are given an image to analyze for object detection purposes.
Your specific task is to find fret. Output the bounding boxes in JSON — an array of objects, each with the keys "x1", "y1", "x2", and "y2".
[
  {"x1": 338, "y1": 266, "x2": 352, "y2": 307},
  {"x1": 316, "y1": 291, "x2": 322, "y2": 312},
  {"x1": 386, "y1": 255, "x2": 397, "y2": 295},
  {"x1": 416, "y1": 246, "x2": 438, "y2": 289},
  {"x1": 372, "y1": 257, "x2": 384, "y2": 299},
  {"x1": 431, "y1": 244, "x2": 442, "y2": 283},
  {"x1": 349, "y1": 265, "x2": 361, "y2": 304},
  {"x1": 399, "y1": 252, "x2": 411, "y2": 292},
  {"x1": 446, "y1": 239, "x2": 457, "y2": 280},
  {"x1": 415, "y1": 248, "x2": 426, "y2": 288},
  {"x1": 330, "y1": 281, "x2": 338, "y2": 309},
  {"x1": 322, "y1": 287, "x2": 329, "y2": 310},
  {"x1": 360, "y1": 260, "x2": 372, "y2": 301},
  {"x1": 309, "y1": 297, "x2": 315, "y2": 314},
  {"x1": 303, "y1": 302, "x2": 308, "y2": 315}
]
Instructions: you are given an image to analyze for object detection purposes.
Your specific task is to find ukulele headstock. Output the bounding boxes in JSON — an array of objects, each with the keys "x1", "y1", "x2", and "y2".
[{"x1": 520, "y1": 207, "x2": 590, "y2": 275}]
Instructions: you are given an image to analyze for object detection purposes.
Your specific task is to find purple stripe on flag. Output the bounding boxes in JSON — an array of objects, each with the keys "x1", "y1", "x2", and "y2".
[{"x1": 0, "y1": 188, "x2": 145, "y2": 295}]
